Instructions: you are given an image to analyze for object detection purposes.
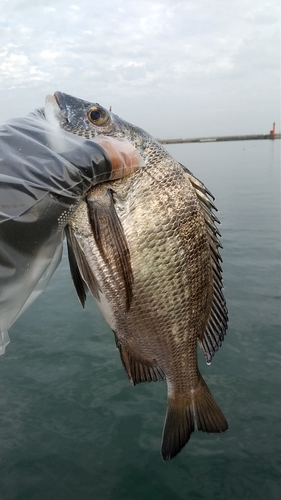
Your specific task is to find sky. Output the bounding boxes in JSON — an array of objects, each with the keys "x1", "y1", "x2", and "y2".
[{"x1": 0, "y1": 0, "x2": 280, "y2": 138}]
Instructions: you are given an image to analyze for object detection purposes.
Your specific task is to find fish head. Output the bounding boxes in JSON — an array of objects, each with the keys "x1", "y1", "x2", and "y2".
[{"x1": 45, "y1": 91, "x2": 150, "y2": 150}]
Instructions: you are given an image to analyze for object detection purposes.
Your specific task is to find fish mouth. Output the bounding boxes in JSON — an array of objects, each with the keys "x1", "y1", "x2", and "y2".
[
  {"x1": 45, "y1": 92, "x2": 63, "y2": 127},
  {"x1": 45, "y1": 91, "x2": 70, "y2": 128},
  {"x1": 44, "y1": 92, "x2": 75, "y2": 153},
  {"x1": 45, "y1": 91, "x2": 87, "y2": 129},
  {"x1": 54, "y1": 91, "x2": 60, "y2": 105},
  {"x1": 53, "y1": 91, "x2": 64, "y2": 109}
]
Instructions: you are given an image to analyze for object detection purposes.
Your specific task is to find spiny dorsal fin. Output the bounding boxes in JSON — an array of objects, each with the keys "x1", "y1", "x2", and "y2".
[
  {"x1": 87, "y1": 189, "x2": 134, "y2": 311},
  {"x1": 186, "y1": 171, "x2": 228, "y2": 363}
]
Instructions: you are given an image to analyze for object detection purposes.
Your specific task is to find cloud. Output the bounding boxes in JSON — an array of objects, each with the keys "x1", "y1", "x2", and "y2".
[{"x1": 0, "y1": 0, "x2": 280, "y2": 135}]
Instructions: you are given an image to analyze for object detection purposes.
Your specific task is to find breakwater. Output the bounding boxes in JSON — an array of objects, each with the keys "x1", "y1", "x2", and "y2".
[{"x1": 158, "y1": 133, "x2": 281, "y2": 144}]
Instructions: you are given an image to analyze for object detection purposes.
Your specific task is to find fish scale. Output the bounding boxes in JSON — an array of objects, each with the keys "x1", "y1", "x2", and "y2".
[{"x1": 45, "y1": 91, "x2": 228, "y2": 461}]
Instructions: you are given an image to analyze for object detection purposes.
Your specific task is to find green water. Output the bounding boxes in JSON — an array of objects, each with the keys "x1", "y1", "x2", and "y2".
[{"x1": 0, "y1": 140, "x2": 280, "y2": 500}]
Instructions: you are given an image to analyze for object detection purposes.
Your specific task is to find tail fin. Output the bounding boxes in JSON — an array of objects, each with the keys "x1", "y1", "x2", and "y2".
[{"x1": 161, "y1": 374, "x2": 228, "y2": 461}]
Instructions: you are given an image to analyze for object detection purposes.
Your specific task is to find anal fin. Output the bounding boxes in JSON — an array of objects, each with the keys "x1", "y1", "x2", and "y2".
[{"x1": 113, "y1": 332, "x2": 165, "y2": 385}]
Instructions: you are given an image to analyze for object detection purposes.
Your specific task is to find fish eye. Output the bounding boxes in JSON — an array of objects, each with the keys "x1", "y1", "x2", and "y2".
[
  {"x1": 87, "y1": 106, "x2": 109, "y2": 126},
  {"x1": 90, "y1": 110, "x2": 101, "y2": 121}
]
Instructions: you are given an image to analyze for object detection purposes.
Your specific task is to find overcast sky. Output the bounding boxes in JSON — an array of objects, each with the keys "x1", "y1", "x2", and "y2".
[{"x1": 0, "y1": 0, "x2": 280, "y2": 137}]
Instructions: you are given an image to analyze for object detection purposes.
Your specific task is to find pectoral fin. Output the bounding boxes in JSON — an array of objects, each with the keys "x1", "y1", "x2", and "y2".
[{"x1": 87, "y1": 189, "x2": 134, "y2": 311}]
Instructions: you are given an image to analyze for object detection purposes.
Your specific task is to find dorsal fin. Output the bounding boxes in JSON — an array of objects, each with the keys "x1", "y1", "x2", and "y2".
[
  {"x1": 187, "y1": 172, "x2": 228, "y2": 363},
  {"x1": 87, "y1": 189, "x2": 134, "y2": 311}
]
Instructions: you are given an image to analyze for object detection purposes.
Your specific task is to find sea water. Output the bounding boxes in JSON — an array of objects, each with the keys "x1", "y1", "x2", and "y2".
[{"x1": 0, "y1": 140, "x2": 280, "y2": 500}]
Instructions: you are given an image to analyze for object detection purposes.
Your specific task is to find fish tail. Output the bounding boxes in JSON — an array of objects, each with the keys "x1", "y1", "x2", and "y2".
[
  {"x1": 161, "y1": 397, "x2": 195, "y2": 461},
  {"x1": 161, "y1": 374, "x2": 228, "y2": 461}
]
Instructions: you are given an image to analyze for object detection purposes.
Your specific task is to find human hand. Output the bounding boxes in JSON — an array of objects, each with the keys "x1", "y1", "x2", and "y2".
[{"x1": 91, "y1": 136, "x2": 145, "y2": 181}]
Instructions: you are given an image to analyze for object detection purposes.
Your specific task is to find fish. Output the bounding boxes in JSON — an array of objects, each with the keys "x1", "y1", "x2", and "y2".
[{"x1": 45, "y1": 91, "x2": 228, "y2": 460}]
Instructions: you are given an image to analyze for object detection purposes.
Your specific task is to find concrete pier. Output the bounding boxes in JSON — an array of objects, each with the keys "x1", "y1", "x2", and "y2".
[{"x1": 158, "y1": 133, "x2": 281, "y2": 145}]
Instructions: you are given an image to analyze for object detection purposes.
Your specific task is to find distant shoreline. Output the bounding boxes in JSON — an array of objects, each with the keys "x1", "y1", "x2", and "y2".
[{"x1": 159, "y1": 134, "x2": 281, "y2": 144}]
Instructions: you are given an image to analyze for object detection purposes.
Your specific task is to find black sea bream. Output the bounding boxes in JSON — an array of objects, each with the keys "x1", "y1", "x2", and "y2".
[{"x1": 45, "y1": 92, "x2": 228, "y2": 460}]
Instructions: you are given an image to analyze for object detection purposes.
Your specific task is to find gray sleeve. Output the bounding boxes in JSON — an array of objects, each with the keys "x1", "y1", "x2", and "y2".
[{"x1": 0, "y1": 109, "x2": 113, "y2": 352}]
